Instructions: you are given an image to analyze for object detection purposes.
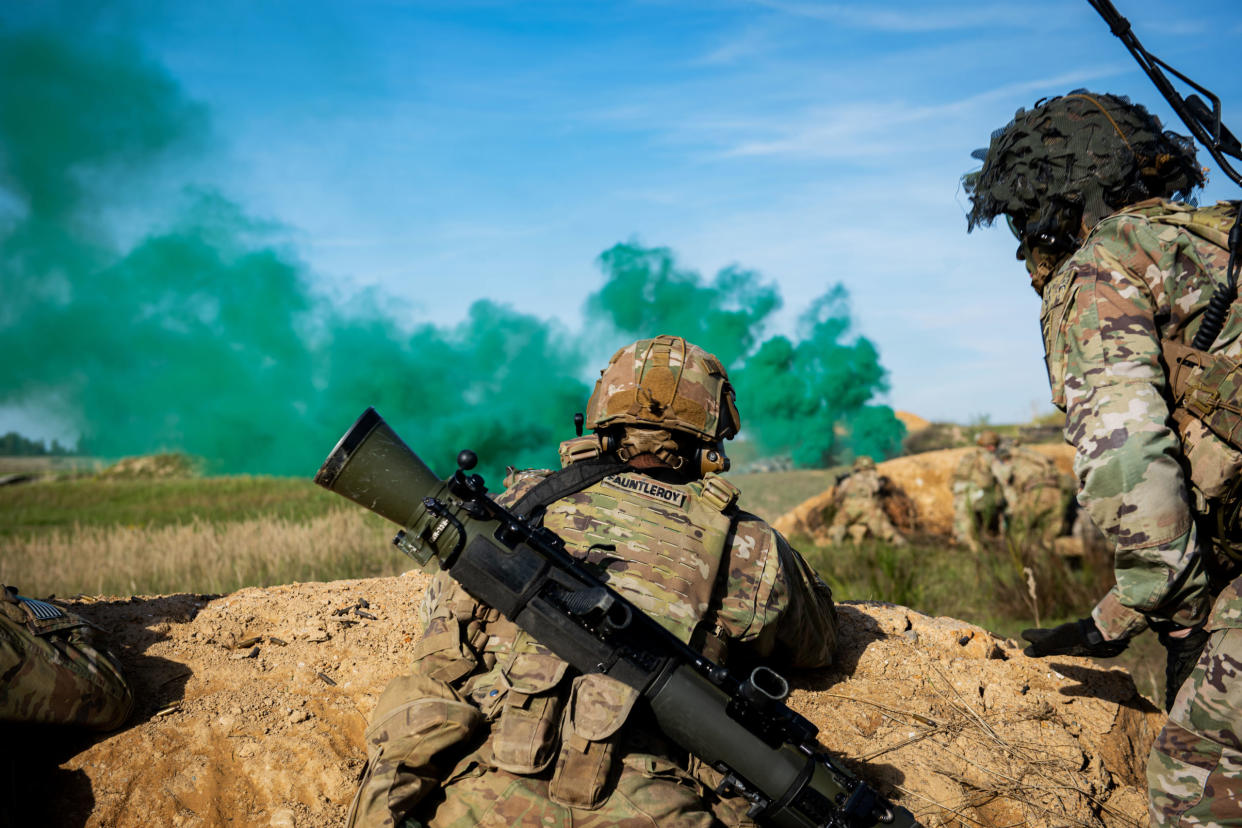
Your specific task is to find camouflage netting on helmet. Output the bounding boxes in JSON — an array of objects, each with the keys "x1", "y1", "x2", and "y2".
[{"x1": 965, "y1": 90, "x2": 1203, "y2": 235}]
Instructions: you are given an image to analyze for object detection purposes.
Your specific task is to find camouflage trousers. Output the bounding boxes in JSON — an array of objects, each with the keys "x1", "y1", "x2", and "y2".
[
  {"x1": 1149, "y1": 627, "x2": 1242, "y2": 825},
  {"x1": 951, "y1": 483, "x2": 1002, "y2": 551},
  {"x1": 0, "y1": 594, "x2": 132, "y2": 730},
  {"x1": 424, "y1": 751, "x2": 732, "y2": 828},
  {"x1": 1006, "y1": 486, "x2": 1063, "y2": 550}
]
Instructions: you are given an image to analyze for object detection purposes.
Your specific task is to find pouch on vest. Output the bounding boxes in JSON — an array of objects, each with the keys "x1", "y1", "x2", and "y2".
[
  {"x1": 410, "y1": 618, "x2": 477, "y2": 685},
  {"x1": 1164, "y1": 340, "x2": 1242, "y2": 453},
  {"x1": 490, "y1": 651, "x2": 570, "y2": 774},
  {"x1": 548, "y1": 672, "x2": 639, "y2": 809},
  {"x1": 347, "y1": 672, "x2": 482, "y2": 828}
]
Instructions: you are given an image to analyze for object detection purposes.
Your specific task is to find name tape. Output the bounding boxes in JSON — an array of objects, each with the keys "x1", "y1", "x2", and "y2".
[{"x1": 603, "y1": 475, "x2": 687, "y2": 508}]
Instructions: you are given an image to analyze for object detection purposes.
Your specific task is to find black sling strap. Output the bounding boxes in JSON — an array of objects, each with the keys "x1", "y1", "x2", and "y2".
[{"x1": 510, "y1": 456, "x2": 629, "y2": 523}]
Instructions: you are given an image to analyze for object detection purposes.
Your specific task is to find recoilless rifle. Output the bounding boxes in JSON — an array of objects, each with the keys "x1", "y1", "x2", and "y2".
[{"x1": 314, "y1": 407, "x2": 919, "y2": 828}]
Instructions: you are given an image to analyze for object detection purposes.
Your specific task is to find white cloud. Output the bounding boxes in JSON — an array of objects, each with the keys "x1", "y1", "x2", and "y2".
[{"x1": 749, "y1": 1, "x2": 1078, "y2": 33}]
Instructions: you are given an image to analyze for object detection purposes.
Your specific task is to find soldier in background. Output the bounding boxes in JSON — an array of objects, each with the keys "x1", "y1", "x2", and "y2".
[
  {"x1": 827, "y1": 456, "x2": 908, "y2": 546},
  {"x1": 0, "y1": 584, "x2": 132, "y2": 729},
  {"x1": 992, "y1": 440, "x2": 1068, "y2": 550},
  {"x1": 967, "y1": 90, "x2": 1242, "y2": 823},
  {"x1": 951, "y1": 431, "x2": 1005, "y2": 553},
  {"x1": 347, "y1": 335, "x2": 838, "y2": 828}
]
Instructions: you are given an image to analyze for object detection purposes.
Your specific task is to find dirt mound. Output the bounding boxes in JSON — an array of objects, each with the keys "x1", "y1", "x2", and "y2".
[
  {"x1": 895, "y1": 411, "x2": 931, "y2": 433},
  {"x1": 97, "y1": 452, "x2": 201, "y2": 480},
  {"x1": 19, "y1": 573, "x2": 1158, "y2": 827},
  {"x1": 774, "y1": 445, "x2": 1075, "y2": 540}
]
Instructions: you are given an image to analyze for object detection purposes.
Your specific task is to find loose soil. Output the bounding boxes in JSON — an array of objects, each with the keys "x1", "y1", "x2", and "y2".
[{"x1": 13, "y1": 571, "x2": 1160, "y2": 827}]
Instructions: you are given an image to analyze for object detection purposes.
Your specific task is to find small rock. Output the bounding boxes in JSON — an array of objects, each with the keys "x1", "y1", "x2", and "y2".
[
  {"x1": 288, "y1": 709, "x2": 311, "y2": 724},
  {"x1": 230, "y1": 646, "x2": 259, "y2": 660},
  {"x1": 270, "y1": 809, "x2": 296, "y2": 827}
]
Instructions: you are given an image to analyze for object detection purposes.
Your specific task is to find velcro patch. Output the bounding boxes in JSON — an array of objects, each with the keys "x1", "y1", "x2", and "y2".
[
  {"x1": 17, "y1": 597, "x2": 65, "y2": 621},
  {"x1": 603, "y1": 475, "x2": 687, "y2": 508}
]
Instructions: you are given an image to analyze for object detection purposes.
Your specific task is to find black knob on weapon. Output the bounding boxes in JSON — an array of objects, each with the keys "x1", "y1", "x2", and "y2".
[{"x1": 457, "y1": 450, "x2": 478, "y2": 471}]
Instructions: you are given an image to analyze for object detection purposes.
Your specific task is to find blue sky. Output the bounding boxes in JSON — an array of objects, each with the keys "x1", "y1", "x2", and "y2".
[{"x1": 9, "y1": 0, "x2": 1242, "y2": 435}]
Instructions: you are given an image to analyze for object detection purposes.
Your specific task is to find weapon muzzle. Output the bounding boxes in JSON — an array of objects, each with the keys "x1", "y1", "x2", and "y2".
[{"x1": 314, "y1": 407, "x2": 443, "y2": 528}]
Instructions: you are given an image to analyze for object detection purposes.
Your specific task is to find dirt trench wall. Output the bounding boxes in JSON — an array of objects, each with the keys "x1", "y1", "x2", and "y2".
[
  {"x1": 774, "y1": 445, "x2": 1076, "y2": 540},
  {"x1": 24, "y1": 571, "x2": 1160, "y2": 827}
]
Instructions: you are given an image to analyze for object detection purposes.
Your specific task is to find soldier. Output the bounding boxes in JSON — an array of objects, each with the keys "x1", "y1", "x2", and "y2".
[
  {"x1": 966, "y1": 90, "x2": 1242, "y2": 824},
  {"x1": 827, "y1": 456, "x2": 908, "y2": 546},
  {"x1": 0, "y1": 584, "x2": 132, "y2": 729},
  {"x1": 348, "y1": 335, "x2": 839, "y2": 828},
  {"x1": 950, "y1": 430, "x2": 1005, "y2": 553},
  {"x1": 992, "y1": 441, "x2": 1068, "y2": 550}
]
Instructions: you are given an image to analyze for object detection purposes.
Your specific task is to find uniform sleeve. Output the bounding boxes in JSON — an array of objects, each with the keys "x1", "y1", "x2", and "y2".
[
  {"x1": 714, "y1": 514, "x2": 837, "y2": 670},
  {"x1": 1056, "y1": 220, "x2": 1210, "y2": 636}
]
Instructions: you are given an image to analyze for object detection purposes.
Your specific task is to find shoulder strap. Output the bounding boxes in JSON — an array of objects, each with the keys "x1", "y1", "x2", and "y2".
[
  {"x1": 698, "y1": 475, "x2": 740, "y2": 514},
  {"x1": 1121, "y1": 199, "x2": 1235, "y2": 248},
  {"x1": 510, "y1": 456, "x2": 629, "y2": 521}
]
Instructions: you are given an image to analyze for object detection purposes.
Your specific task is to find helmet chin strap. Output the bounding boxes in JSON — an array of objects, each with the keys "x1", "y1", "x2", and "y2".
[
  {"x1": 1020, "y1": 216, "x2": 1089, "y2": 295},
  {"x1": 607, "y1": 426, "x2": 730, "y2": 477}
]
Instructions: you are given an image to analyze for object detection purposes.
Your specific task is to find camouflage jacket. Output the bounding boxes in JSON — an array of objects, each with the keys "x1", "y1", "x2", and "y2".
[
  {"x1": 1002, "y1": 447, "x2": 1062, "y2": 494},
  {"x1": 408, "y1": 463, "x2": 838, "y2": 806},
  {"x1": 1040, "y1": 198, "x2": 1242, "y2": 638},
  {"x1": 837, "y1": 468, "x2": 884, "y2": 503},
  {"x1": 952, "y1": 448, "x2": 999, "y2": 493}
]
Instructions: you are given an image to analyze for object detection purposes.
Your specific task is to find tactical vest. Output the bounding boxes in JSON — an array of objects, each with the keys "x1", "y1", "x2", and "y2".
[
  {"x1": 414, "y1": 453, "x2": 742, "y2": 809},
  {"x1": 1041, "y1": 199, "x2": 1242, "y2": 549}
]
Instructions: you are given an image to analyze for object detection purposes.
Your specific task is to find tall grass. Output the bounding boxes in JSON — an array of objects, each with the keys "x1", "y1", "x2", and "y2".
[
  {"x1": 799, "y1": 532, "x2": 1164, "y2": 701},
  {"x1": 1, "y1": 508, "x2": 403, "y2": 597}
]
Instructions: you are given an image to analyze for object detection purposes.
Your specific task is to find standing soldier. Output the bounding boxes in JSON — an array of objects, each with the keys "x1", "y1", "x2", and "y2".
[
  {"x1": 827, "y1": 456, "x2": 908, "y2": 546},
  {"x1": 992, "y1": 441, "x2": 1068, "y2": 550},
  {"x1": 347, "y1": 335, "x2": 840, "y2": 828},
  {"x1": 951, "y1": 431, "x2": 1004, "y2": 553},
  {"x1": 966, "y1": 90, "x2": 1242, "y2": 824}
]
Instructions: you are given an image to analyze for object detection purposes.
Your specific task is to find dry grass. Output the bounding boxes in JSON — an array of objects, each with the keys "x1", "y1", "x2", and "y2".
[{"x1": 1, "y1": 508, "x2": 403, "y2": 597}]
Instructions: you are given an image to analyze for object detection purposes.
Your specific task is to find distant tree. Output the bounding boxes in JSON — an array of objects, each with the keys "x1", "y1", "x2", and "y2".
[{"x1": 0, "y1": 431, "x2": 78, "y2": 456}]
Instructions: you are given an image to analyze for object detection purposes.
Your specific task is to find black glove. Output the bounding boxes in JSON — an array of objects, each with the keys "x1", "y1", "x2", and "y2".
[
  {"x1": 1020, "y1": 617, "x2": 1130, "y2": 658},
  {"x1": 1154, "y1": 624, "x2": 1211, "y2": 712}
]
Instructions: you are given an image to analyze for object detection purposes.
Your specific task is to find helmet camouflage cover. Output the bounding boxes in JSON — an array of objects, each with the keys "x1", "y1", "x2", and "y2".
[
  {"x1": 964, "y1": 90, "x2": 1203, "y2": 241},
  {"x1": 585, "y1": 335, "x2": 741, "y2": 443}
]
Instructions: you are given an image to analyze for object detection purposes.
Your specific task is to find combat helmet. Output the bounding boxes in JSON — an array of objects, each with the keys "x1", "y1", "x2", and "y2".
[
  {"x1": 853, "y1": 456, "x2": 876, "y2": 471},
  {"x1": 585, "y1": 335, "x2": 740, "y2": 476},
  {"x1": 964, "y1": 90, "x2": 1203, "y2": 288}
]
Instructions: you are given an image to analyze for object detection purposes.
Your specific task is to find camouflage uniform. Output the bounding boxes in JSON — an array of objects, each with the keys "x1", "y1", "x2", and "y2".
[
  {"x1": 1038, "y1": 200, "x2": 1242, "y2": 825},
  {"x1": 827, "y1": 462, "x2": 907, "y2": 546},
  {"x1": 348, "y1": 336, "x2": 838, "y2": 828},
  {"x1": 0, "y1": 585, "x2": 132, "y2": 730},
  {"x1": 964, "y1": 89, "x2": 1242, "y2": 822},
  {"x1": 950, "y1": 448, "x2": 1003, "y2": 552},
  {"x1": 993, "y1": 446, "x2": 1067, "y2": 549}
]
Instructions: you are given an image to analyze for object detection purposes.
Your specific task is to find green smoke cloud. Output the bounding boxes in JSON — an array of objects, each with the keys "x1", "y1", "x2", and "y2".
[
  {"x1": 1, "y1": 26, "x2": 901, "y2": 480},
  {"x1": 590, "y1": 247, "x2": 904, "y2": 467}
]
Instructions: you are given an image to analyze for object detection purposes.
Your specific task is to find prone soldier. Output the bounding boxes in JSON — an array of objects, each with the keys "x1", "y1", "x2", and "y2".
[{"x1": 0, "y1": 584, "x2": 132, "y2": 730}]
